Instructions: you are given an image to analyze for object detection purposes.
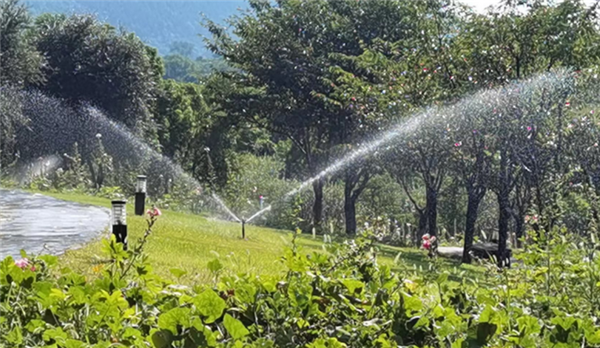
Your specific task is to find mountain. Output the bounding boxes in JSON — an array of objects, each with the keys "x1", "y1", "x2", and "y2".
[{"x1": 26, "y1": 0, "x2": 248, "y2": 56}]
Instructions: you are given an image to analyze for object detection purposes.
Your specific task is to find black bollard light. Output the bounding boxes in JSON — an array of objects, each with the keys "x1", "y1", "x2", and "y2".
[
  {"x1": 111, "y1": 199, "x2": 128, "y2": 250},
  {"x1": 241, "y1": 219, "x2": 246, "y2": 239},
  {"x1": 135, "y1": 175, "x2": 147, "y2": 216}
]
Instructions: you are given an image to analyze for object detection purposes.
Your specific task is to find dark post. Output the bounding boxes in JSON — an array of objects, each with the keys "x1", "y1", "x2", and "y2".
[
  {"x1": 135, "y1": 175, "x2": 147, "y2": 216},
  {"x1": 241, "y1": 219, "x2": 246, "y2": 239},
  {"x1": 111, "y1": 200, "x2": 128, "y2": 250}
]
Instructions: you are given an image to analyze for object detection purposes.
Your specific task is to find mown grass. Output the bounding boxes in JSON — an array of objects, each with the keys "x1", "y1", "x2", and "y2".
[{"x1": 36, "y1": 191, "x2": 485, "y2": 285}]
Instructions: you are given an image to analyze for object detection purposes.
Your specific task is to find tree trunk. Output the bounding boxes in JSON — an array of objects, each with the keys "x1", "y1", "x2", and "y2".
[
  {"x1": 417, "y1": 211, "x2": 427, "y2": 244},
  {"x1": 426, "y1": 186, "x2": 438, "y2": 237},
  {"x1": 312, "y1": 179, "x2": 324, "y2": 231},
  {"x1": 87, "y1": 158, "x2": 97, "y2": 189},
  {"x1": 97, "y1": 164, "x2": 104, "y2": 188},
  {"x1": 514, "y1": 214, "x2": 525, "y2": 248},
  {"x1": 344, "y1": 194, "x2": 357, "y2": 235},
  {"x1": 497, "y1": 190, "x2": 510, "y2": 267},
  {"x1": 462, "y1": 191, "x2": 483, "y2": 264}
]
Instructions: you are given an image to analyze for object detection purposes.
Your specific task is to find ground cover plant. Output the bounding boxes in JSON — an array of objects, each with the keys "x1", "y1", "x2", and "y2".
[
  {"x1": 31, "y1": 191, "x2": 480, "y2": 284},
  {"x1": 2, "y1": 213, "x2": 600, "y2": 347}
]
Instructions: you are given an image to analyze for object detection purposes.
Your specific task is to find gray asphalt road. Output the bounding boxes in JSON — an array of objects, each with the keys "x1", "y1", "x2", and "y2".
[{"x1": 0, "y1": 189, "x2": 109, "y2": 259}]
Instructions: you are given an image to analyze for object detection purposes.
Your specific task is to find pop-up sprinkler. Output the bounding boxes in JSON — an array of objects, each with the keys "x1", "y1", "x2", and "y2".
[{"x1": 241, "y1": 218, "x2": 246, "y2": 239}]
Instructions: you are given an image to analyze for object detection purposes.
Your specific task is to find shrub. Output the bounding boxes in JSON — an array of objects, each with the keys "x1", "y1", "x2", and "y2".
[{"x1": 3, "y1": 214, "x2": 600, "y2": 347}]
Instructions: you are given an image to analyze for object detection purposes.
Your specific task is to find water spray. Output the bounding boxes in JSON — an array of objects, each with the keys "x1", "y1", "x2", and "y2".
[
  {"x1": 211, "y1": 192, "x2": 241, "y2": 222},
  {"x1": 246, "y1": 205, "x2": 272, "y2": 223}
]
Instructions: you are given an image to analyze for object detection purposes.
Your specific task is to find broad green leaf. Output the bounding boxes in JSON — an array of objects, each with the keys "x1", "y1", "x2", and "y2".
[
  {"x1": 6, "y1": 327, "x2": 23, "y2": 345},
  {"x1": 207, "y1": 259, "x2": 223, "y2": 273},
  {"x1": 224, "y1": 314, "x2": 249, "y2": 340},
  {"x1": 170, "y1": 268, "x2": 187, "y2": 279},
  {"x1": 158, "y1": 307, "x2": 191, "y2": 335},
  {"x1": 341, "y1": 279, "x2": 364, "y2": 294},
  {"x1": 43, "y1": 327, "x2": 68, "y2": 343},
  {"x1": 25, "y1": 319, "x2": 45, "y2": 333},
  {"x1": 517, "y1": 315, "x2": 541, "y2": 335},
  {"x1": 151, "y1": 329, "x2": 174, "y2": 348},
  {"x1": 64, "y1": 339, "x2": 86, "y2": 348},
  {"x1": 193, "y1": 289, "x2": 226, "y2": 323}
]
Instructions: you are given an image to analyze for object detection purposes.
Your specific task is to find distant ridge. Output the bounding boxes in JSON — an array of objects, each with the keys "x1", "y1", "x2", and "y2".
[{"x1": 25, "y1": 0, "x2": 248, "y2": 56}]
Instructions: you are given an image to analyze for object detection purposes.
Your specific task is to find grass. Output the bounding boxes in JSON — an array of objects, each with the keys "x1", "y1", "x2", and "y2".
[{"x1": 33, "y1": 191, "x2": 485, "y2": 285}]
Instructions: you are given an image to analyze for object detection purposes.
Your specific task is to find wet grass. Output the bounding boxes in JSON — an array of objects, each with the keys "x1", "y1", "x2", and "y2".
[{"x1": 37, "y1": 191, "x2": 485, "y2": 285}]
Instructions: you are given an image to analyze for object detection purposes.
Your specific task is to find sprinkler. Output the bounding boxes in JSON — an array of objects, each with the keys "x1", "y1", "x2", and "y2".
[
  {"x1": 241, "y1": 218, "x2": 246, "y2": 239},
  {"x1": 135, "y1": 175, "x2": 147, "y2": 216}
]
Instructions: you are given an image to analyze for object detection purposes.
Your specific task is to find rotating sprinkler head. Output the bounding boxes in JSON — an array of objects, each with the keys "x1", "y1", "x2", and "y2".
[{"x1": 241, "y1": 218, "x2": 246, "y2": 240}]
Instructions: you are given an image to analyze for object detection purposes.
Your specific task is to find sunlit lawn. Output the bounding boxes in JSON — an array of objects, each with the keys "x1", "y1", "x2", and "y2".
[{"x1": 39, "y1": 191, "x2": 485, "y2": 285}]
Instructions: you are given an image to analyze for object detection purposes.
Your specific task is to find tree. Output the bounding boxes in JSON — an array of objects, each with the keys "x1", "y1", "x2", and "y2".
[
  {"x1": 205, "y1": 0, "x2": 352, "y2": 231},
  {"x1": 447, "y1": 101, "x2": 492, "y2": 263},
  {"x1": 327, "y1": 0, "x2": 470, "y2": 236},
  {"x1": 163, "y1": 54, "x2": 201, "y2": 83},
  {"x1": 207, "y1": 0, "x2": 471, "y2": 234},
  {"x1": 28, "y1": 13, "x2": 163, "y2": 138},
  {"x1": 0, "y1": 86, "x2": 28, "y2": 172},
  {"x1": 0, "y1": 0, "x2": 42, "y2": 87},
  {"x1": 169, "y1": 40, "x2": 196, "y2": 58}
]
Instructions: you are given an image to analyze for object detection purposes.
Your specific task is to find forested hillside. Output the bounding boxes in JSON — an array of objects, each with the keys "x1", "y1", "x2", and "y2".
[{"x1": 26, "y1": 0, "x2": 246, "y2": 56}]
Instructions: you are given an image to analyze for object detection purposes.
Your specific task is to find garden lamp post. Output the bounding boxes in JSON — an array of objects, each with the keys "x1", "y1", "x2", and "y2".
[
  {"x1": 135, "y1": 175, "x2": 147, "y2": 216},
  {"x1": 111, "y1": 199, "x2": 128, "y2": 250}
]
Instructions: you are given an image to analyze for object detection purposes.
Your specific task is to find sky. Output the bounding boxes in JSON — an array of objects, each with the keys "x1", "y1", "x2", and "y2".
[
  {"x1": 461, "y1": 0, "x2": 501, "y2": 11},
  {"x1": 461, "y1": 0, "x2": 596, "y2": 12}
]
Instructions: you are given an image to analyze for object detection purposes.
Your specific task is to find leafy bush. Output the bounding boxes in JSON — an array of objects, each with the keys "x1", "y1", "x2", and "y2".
[{"x1": 4, "y1": 215, "x2": 600, "y2": 347}]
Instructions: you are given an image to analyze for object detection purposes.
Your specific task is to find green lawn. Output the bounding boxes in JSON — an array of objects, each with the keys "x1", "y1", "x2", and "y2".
[{"x1": 37, "y1": 191, "x2": 484, "y2": 285}]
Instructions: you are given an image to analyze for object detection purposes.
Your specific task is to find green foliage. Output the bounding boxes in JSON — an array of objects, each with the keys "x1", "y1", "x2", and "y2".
[
  {"x1": 163, "y1": 54, "x2": 235, "y2": 83},
  {"x1": 224, "y1": 153, "x2": 297, "y2": 228},
  {"x1": 0, "y1": 0, "x2": 43, "y2": 87},
  {"x1": 5, "y1": 216, "x2": 600, "y2": 347},
  {"x1": 28, "y1": 12, "x2": 163, "y2": 136}
]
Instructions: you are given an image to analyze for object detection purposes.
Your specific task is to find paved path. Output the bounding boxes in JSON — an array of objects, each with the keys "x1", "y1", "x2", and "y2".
[{"x1": 0, "y1": 189, "x2": 109, "y2": 259}]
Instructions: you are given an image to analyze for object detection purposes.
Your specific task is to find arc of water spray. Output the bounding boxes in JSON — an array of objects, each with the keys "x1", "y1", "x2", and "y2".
[
  {"x1": 241, "y1": 116, "x2": 425, "y2": 223},
  {"x1": 203, "y1": 114, "x2": 422, "y2": 224},
  {"x1": 246, "y1": 205, "x2": 272, "y2": 223},
  {"x1": 241, "y1": 70, "x2": 573, "y2": 223},
  {"x1": 211, "y1": 193, "x2": 242, "y2": 222}
]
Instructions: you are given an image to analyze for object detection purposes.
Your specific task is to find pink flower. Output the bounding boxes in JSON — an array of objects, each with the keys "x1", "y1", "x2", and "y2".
[
  {"x1": 421, "y1": 234, "x2": 436, "y2": 250},
  {"x1": 15, "y1": 258, "x2": 29, "y2": 269},
  {"x1": 527, "y1": 126, "x2": 532, "y2": 131},
  {"x1": 565, "y1": 101, "x2": 571, "y2": 107},
  {"x1": 146, "y1": 207, "x2": 162, "y2": 217},
  {"x1": 454, "y1": 142, "x2": 462, "y2": 147}
]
